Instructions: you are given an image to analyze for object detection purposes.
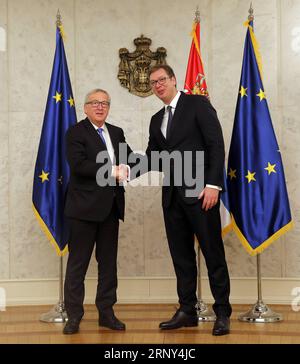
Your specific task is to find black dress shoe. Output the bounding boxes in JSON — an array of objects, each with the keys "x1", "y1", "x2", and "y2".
[
  {"x1": 63, "y1": 319, "x2": 80, "y2": 335},
  {"x1": 159, "y1": 310, "x2": 198, "y2": 330},
  {"x1": 99, "y1": 314, "x2": 126, "y2": 330},
  {"x1": 212, "y1": 316, "x2": 230, "y2": 336}
]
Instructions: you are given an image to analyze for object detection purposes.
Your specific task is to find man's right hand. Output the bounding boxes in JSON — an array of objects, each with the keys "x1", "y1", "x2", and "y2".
[{"x1": 113, "y1": 164, "x2": 128, "y2": 182}]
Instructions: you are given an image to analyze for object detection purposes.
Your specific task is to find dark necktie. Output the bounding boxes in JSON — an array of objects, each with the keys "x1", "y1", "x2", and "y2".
[
  {"x1": 97, "y1": 127, "x2": 106, "y2": 146},
  {"x1": 166, "y1": 105, "x2": 173, "y2": 140}
]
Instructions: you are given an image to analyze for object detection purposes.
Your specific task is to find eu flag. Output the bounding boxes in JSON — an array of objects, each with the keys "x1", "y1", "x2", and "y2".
[
  {"x1": 32, "y1": 24, "x2": 77, "y2": 255},
  {"x1": 227, "y1": 19, "x2": 292, "y2": 255}
]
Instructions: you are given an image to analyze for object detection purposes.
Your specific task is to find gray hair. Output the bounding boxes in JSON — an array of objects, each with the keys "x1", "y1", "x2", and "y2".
[{"x1": 84, "y1": 88, "x2": 111, "y2": 104}]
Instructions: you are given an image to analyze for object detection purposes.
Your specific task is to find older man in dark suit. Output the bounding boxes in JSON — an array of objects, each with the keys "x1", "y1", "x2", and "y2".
[
  {"x1": 146, "y1": 65, "x2": 231, "y2": 336},
  {"x1": 63, "y1": 88, "x2": 132, "y2": 334}
]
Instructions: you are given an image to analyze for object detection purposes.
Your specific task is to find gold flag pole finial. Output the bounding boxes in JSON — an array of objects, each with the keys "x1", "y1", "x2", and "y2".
[
  {"x1": 56, "y1": 9, "x2": 66, "y2": 40},
  {"x1": 194, "y1": 6, "x2": 200, "y2": 23},
  {"x1": 56, "y1": 9, "x2": 62, "y2": 27},
  {"x1": 248, "y1": 2, "x2": 254, "y2": 21}
]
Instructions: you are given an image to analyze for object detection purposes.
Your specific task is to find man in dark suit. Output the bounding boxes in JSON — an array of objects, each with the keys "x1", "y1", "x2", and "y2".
[
  {"x1": 146, "y1": 65, "x2": 231, "y2": 336},
  {"x1": 63, "y1": 88, "x2": 132, "y2": 335}
]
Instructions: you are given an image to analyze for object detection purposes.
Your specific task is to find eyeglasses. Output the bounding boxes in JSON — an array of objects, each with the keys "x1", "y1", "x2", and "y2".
[
  {"x1": 149, "y1": 76, "x2": 170, "y2": 88},
  {"x1": 86, "y1": 100, "x2": 110, "y2": 108}
]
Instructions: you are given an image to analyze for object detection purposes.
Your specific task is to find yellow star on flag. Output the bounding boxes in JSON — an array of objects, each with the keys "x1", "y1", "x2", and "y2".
[
  {"x1": 239, "y1": 86, "x2": 248, "y2": 98},
  {"x1": 245, "y1": 170, "x2": 256, "y2": 183},
  {"x1": 53, "y1": 91, "x2": 62, "y2": 103},
  {"x1": 68, "y1": 96, "x2": 75, "y2": 107},
  {"x1": 256, "y1": 89, "x2": 266, "y2": 101},
  {"x1": 264, "y1": 162, "x2": 276, "y2": 175},
  {"x1": 228, "y1": 168, "x2": 237, "y2": 180},
  {"x1": 39, "y1": 170, "x2": 50, "y2": 183}
]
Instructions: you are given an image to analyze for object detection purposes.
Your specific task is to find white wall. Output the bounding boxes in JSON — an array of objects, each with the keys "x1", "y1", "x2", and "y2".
[{"x1": 0, "y1": 0, "x2": 299, "y2": 305}]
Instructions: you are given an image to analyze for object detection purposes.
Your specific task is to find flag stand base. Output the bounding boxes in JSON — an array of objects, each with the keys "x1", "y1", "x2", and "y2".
[
  {"x1": 196, "y1": 299, "x2": 216, "y2": 321},
  {"x1": 238, "y1": 300, "x2": 282, "y2": 323},
  {"x1": 40, "y1": 301, "x2": 68, "y2": 323}
]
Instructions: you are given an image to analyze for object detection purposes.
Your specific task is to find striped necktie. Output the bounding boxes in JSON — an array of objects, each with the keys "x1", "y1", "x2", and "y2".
[{"x1": 97, "y1": 127, "x2": 106, "y2": 146}]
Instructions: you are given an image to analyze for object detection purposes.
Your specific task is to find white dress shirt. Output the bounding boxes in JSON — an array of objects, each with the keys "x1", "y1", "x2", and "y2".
[
  {"x1": 90, "y1": 121, "x2": 115, "y2": 163},
  {"x1": 90, "y1": 120, "x2": 130, "y2": 182},
  {"x1": 161, "y1": 91, "x2": 181, "y2": 138}
]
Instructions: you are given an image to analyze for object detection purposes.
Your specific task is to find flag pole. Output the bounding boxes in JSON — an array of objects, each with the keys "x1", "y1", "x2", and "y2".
[
  {"x1": 190, "y1": 6, "x2": 215, "y2": 322},
  {"x1": 39, "y1": 10, "x2": 69, "y2": 323},
  {"x1": 238, "y1": 254, "x2": 282, "y2": 322},
  {"x1": 40, "y1": 256, "x2": 68, "y2": 323},
  {"x1": 196, "y1": 244, "x2": 216, "y2": 321}
]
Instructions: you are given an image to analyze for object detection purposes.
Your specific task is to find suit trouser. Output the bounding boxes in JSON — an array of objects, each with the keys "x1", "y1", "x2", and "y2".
[
  {"x1": 64, "y1": 204, "x2": 119, "y2": 320},
  {"x1": 163, "y1": 189, "x2": 232, "y2": 317}
]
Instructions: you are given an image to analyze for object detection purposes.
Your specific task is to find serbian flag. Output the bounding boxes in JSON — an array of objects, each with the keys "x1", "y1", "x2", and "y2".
[{"x1": 184, "y1": 18, "x2": 208, "y2": 97}]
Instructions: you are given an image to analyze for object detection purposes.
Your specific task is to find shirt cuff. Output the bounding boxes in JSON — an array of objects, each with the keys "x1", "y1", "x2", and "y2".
[
  {"x1": 111, "y1": 165, "x2": 116, "y2": 178},
  {"x1": 206, "y1": 184, "x2": 222, "y2": 191},
  {"x1": 126, "y1": 165, "x2": 131, "y2": 181}
]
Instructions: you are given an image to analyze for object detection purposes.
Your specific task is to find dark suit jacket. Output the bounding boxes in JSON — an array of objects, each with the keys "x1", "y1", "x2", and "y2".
[
  {"x1": 145, "y1": 92, "x2": 225, "y2": 207},
  {"x1": 64, "y1": 118, "x2": 134, "y2": 222}
]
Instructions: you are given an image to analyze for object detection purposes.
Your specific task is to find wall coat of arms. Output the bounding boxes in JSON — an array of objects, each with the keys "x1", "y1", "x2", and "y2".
[{"x1": 118, "y1": 35, "x2": 167, "y2": 97}]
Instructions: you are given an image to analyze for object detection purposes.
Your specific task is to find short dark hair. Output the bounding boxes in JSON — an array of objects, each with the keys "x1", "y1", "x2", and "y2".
[{"x1": 149, "y1": 64, "x2": 176, "y2": 78}]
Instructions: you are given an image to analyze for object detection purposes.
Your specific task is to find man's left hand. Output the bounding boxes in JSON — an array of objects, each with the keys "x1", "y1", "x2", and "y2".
[{"x1": 198, "y1": 187, "x2": 219, "y2": 211}]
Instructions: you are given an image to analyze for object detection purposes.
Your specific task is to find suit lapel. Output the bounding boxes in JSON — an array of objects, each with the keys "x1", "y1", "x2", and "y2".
[
  {"x1": 83, "y1": 118, "x2": 107, "y2": 151},
  {"x1": 154, "y1": 108, "x2": 168, "y2": 145}
]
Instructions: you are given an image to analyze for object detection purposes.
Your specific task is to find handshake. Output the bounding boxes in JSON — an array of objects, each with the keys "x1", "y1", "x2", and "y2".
[{"x1": 112, "y1": 164, "x2": 129, "y2": 182}]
